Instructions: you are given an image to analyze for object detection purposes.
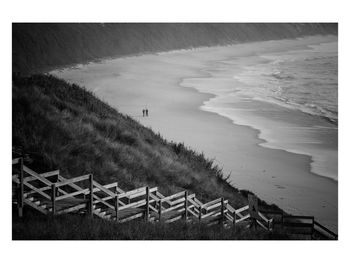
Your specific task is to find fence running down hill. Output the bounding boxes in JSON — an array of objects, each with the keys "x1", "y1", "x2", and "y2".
[{"x1": 12, "y1": 158, "x2": 337, "y2": 240}]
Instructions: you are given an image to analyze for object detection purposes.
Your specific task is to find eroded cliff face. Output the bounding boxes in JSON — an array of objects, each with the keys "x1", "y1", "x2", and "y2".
[{"x1": 12, "y1": 23, "x2": 337, "y2": 73}]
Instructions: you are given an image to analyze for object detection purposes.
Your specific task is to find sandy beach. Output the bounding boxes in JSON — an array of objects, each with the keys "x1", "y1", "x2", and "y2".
[{"x1": 52, "y1": 35, "x2": 338, "y2": 231}]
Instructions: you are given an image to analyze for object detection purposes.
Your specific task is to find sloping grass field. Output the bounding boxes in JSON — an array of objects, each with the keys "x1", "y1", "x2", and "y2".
[{"x1": 12, "y1": 74, "x2": 283, "y2": 239}]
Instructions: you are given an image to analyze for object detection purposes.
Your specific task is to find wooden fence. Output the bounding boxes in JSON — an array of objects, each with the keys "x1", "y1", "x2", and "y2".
[
  {"x1": 260, "y1": 210, "x2": 338, "y2": 240},
  {"x1": 12, "y1": 158, "x2": 337, "y2": 239}
]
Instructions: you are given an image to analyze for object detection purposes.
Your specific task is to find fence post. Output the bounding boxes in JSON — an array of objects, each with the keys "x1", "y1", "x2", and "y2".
[
  {"x1": 55, "y1": 170, "x2": 60, "y2": 197},
  {"x1": 18, "y1": 157, "x2": 24, "y2": 218},
  {"x1": 115, "y1": 195, "x2": 119, "y2": 223},
  {"x1": 158, "y1": 199, "x2": 162, "y2": 222},
  {"x1": 88, "y1": 174, "x2": 93, "y2": 218},
  {"x1": 311, "y1": 216, "x2": 315, "y2": 240},
  {"x1": 114, "y1": 183, "x2": 119, "y2": 223},
  {"x1": 233, "y1": 211, "x2": 236, "y2": 232},
  {"x1": 198, "y1": 206, "x2": 202, "y2": 222},
  {"x1": 220, "y1": 198, "x2": 225, "y2": 227},
  {"x1": 145, "y1": 187, "x2": 149, "y2": 221},
  {"x1": 184, "y1": 191, "x2": 188, "y2": 222},
  {"x1": 51, "y1": 184, "x2": 56, "y2": 216}
]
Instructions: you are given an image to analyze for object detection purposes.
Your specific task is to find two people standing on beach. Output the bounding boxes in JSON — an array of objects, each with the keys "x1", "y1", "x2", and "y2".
[{"x1": 142, "y1": 108, "x2": 149, "y2": 117}]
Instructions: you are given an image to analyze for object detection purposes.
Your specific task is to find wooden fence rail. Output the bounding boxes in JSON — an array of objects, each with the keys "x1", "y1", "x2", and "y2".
[{"x1": 11, "y1": 158, "x2": 337, "y2": 239}]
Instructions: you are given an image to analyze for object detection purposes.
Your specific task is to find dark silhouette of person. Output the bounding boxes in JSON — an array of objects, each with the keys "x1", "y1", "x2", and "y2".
[
  {"x1": 146, "y1": 109, "x2": 148, "y2": 117},
  {"x1": 142, "y1": 109, "x2": 145, "y2": 117}
]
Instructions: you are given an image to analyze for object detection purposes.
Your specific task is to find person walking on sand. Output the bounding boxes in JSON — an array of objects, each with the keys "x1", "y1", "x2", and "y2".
[
  {"x1": 142, "y1": 109, "x2": 145, "y2": 117},
  {"x1": 146, "y1": 108, "x2": 149, "y2": 117}
]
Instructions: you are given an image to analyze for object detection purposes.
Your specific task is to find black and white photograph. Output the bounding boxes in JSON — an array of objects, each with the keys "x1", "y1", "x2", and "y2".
[
  {"x1": 2, "y1": 0, "x2": 350, "y2": 262},
  {"x1": 11, "y1": 22, "x2": 339, "y2": 241}
]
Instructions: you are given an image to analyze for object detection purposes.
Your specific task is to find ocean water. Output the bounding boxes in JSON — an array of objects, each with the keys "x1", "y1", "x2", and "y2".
[
  {"x1": 182, "y1": 39, "x2": 338, "y2": 181},
  {"x1": 235, "y1": 41, "x2": 338, "y2": 124}
]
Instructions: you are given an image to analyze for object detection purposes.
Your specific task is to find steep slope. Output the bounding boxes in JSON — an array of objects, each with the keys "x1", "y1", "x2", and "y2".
[
  {"x1": 12, "y1": 23, "x2": 337, "y2": 73},
  {"x1": 14, "y1": 74, "x2": 281, "y2": 209}
]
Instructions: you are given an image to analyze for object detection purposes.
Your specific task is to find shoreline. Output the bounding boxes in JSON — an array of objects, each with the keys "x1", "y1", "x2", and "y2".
[
  {"x1": 49, "y1": 34, "x2": 338, "y2": 76},
  {"x1": 177, "y1": 38, "x2": 337, "y2": 182},
  {"x1": 51, "y1": 35, "x2": 338, "y2": 231}
]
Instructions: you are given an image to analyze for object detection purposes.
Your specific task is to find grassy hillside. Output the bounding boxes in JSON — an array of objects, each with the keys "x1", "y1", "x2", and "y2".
[
  {"x1": 12, "y1": 23, "x2": 337, "y2": 74},
  {"x1": 13, "y1": 74, "x2": 288, "y2": 239},
  {"x1": 13, "y1": 74, "x2": 282, "y2": 210}
]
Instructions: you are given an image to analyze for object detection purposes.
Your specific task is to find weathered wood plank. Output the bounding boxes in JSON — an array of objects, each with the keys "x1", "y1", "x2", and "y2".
[
  {"x1": 314, "y1": 221, "x2": 338, "y2": 238},
  {"x1": 149, "y1": 192, "x2": 160, "y2": 202},
  {"x1": 149, "y1": 203, "x2": 158, "y2": 213},
  {"x1": 116, "y1": 187, "x2": 125, "y2": 194},
  {"x1": 201, "y1": 209, "x2": 218, "y2": 219},
  {"x1": 56, "y1": 188, "x2": 89, "y2": 201},
  {"x1": 220, "y1": 198, "x2": 225, "y2": 226},
  {"x1": 56, "y1": 203, "x2": 87, "y2": 215},
  {"x1": 95, "y1": 194, "x2": 124, "y2": 206},
  {"x1": 258, "y1": 212, "x2": 270, "y2": 223},
  {"x1": 114, "y1": 193, "x2": 119, "y2": 223},
  {"x1": 51, "y1": 184, "x2": 56, "y2": 215},
  {"x1": 236, "y1": 214, "x2": 250, "y2": 223},
  {"x1": 207, "y1": 209, "x2": 228, "y2": 220},
  {"x1": 119, "y1": 199, "x2": 146, "y2": 211},
  {"x1": 165, "y1": 215, "x2": 182, "y2": 223},
  {"x1": 257, "y1": 220, "x2": 268, "y2": 231},
  {"x1": 202, "y1": 198, "x2": 221, "y2": 209},
  {"x1": 129, "y1": 187, "x2": 158, "y2": 200},
  {"x1": 24, "y1": 181, "x2": 51, "y2": 200},
  {"x1": 206, "y1": 200, "x2": 228, "y2": 211},
  {"x1": 194, "y1": 197, "x2": 204, "y2": 207},
  {"x1": 168, "y1": 193, "x2": 195, "y2": 207},
  {"x1": 93, "y1": 181, "x2": 116, "y2": 198},
  {"x1": 58, "y1": 175, "x2": 82, "y2": 192},
  {"x1": 17, "y1": 159, "x2": 24, "y2": 218},
  {"x1": 225, "y1": 213, "x2": 233, "y2": 221},
  {"x1": 169, "y1": 197, "x2": 185, "y2": 206},
  {"x1": 40, "y1": 170, "x2": 60, "y2": 178},
  {"x1": 236, "y1": 205, "x2": 249, "y2": 214},
  {"x1": 155, "y1": 191, "x2": 172, "y2": 206},
  {"x1": 161, "y1": 191, "x2": 186, "y2": 202},
  {"x1": 24, "y1": 198, "x2": 48, "y2": 215},
  {"x1": 184, "y1": 191, "x2": 188, "y2": 221},
  {"x1": 226, "y1": 203, "x2": 235, "y2": 213},
  {"x1": 56, "y1": 174, "x2": 90, "y2": 187},
  {"x1": 24, "y1": 184, "x2": 68, "y2": 197},
  {"x1": 145, "y1": 187, "x2": 149, "y2": 221},
  {"x1": 187, "y1": 206, "x2": 198, "y2": 218},
  {"x1": 259, "y1": 210, "x2": 283, "y2": 216},
  {"x1": 118, "y1": 187, "x2": 147, "y2": 199},
  {"x1": 158, "y1": 200, "x2": 162, "y2": 221},
  {"x1": 23, "y1": 166, "x2": 52, "y2": 186},
  {"x1": 162, "y1": 202, "x2": 184, "y2": 214},
  {"x1": 102, "y1": 182, "x2": 119, "y2": 190},
  {"x1": 188, "y1": 198, "x2": 201, "y2": 208},
  {"x1": 119, "y1": 212, "x2": 144, "y2": 223},
  {"x1": 22, "y1": 170, "x2": 59, "y2": 184},
  {"x1": 93, "y1": 194, "x2": 115, "y2": 210},
  {"x1": 88, "y1": 174, "x2": 93, "y2": 217}
]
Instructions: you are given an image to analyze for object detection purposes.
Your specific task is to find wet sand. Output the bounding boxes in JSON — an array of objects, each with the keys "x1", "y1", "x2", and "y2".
[{"x1": 52, "y1": 35, "x2": 338, "y2": 231}]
